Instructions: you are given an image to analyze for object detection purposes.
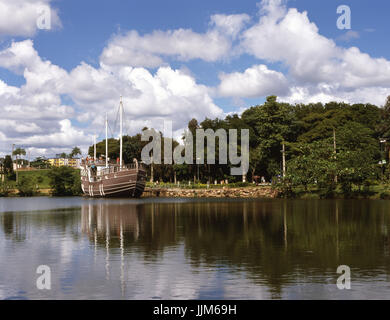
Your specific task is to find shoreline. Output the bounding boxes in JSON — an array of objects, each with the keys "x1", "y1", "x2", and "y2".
[
  {"x1": 2, "y1": 185, "x2": 390, "y2": 200},
  {"x1": 2, "y1": 186, "x2": 279, "y2": 198}
]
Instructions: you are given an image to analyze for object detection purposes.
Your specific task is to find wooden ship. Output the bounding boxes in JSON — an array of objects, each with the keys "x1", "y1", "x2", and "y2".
[{"x1": 80, "y1": 97, "x2": 146, "y2": 198}]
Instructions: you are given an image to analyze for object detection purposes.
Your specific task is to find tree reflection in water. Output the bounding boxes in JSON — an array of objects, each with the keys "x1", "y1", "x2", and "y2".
[{"x1": 78, "y1": 199, "x2": 390, "y2": 298}]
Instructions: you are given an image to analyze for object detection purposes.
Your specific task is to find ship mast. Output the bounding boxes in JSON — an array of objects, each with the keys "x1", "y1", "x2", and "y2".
[
  {"x1": 119, "y1": 96, "x2": 123, "y2": 169},
  {"x1": 105, "y1": 112, "x2": 108, "y2": 168},
  {"x1": 93, "y1": 134, "x2": 96, "y2": 162}
]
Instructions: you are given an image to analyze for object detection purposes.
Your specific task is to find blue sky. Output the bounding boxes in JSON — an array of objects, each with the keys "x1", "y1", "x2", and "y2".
[
  {"x1": 27, "y1": 0, "x2": 390, "y2": 72},
  {"x1": 0, "y1": 0, "x2": 389, "y2": 157}
]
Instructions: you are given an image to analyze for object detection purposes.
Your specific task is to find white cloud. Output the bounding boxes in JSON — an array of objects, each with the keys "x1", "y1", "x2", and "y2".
[
  {"x1": 210, "y1": 13, "x2": 250, "y2": 39},
  {"x1": 21, "y1": 119, "x2": 88, "y2": 148},
  {"x1": 218, "y1": 64, "x2": 289, "y2": 98},
  {"x1": 100, "y1": 13, "x2": 251, "y2": 68},
  {"x1": 0, "y1": 0, "x2": 61, "y2": 37},
  {"x1": 337, "y1": 30, "x2": 360, "y2": 42},
  {"x1": 0, "y1": 40, "x2": 224, "y2": 156},
  {"x1": 101, "y1": 28, "x2": 231, "y2": 68},
  {"x1": 0, "y1": 40, "x2": 86, "y2": 157},
  {"x1": 68, "y1": 62, "x2": 224, "y2": 134},
  {"x1": 240, "y1": 0, "x2": 390, "y2": 104},
  {"x1": 283, "y1": 85, "x2": 390, "y2": 106}
]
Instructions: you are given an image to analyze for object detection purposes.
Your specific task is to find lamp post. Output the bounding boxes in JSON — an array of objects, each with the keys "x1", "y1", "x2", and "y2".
[
  {"x1": 280, "y1": 142, "x2": 286, "y2": 179},
  {"x1": 379, "y1": 160, "x2": 387, "y2": 181},
  {"x1": 12, "y1": 144, "x2": 18, "y2": 183},
  {"x1": 380, "y1": 138, "x2": 387, "y2": 181},
  {"x1": 196, "y1": 157, "x2": 200, "y2": 183}
]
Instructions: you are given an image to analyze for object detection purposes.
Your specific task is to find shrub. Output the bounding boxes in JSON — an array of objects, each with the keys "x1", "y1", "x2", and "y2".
[
  {"x1": 0, "y1": 180, "x2": 11, "y2": 197},
  {"x1": 17, "y1": 176, "x2": 37, "y2": 197}
]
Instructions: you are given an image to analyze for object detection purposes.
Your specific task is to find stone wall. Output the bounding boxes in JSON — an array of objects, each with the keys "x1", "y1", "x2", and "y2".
[{"x1": 143, "y1": 187, "x2": 278, "y2": 198}]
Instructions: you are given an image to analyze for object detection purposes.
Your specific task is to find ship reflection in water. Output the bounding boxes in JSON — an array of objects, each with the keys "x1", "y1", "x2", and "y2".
[{"x1": 1, "y1": 198, "x2": 390, "y2": 299}]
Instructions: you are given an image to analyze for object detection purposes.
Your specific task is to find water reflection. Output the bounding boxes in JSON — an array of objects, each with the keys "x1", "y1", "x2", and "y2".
[{"x1": 1, "y1": 198, "x2": 390, "y2": 299}]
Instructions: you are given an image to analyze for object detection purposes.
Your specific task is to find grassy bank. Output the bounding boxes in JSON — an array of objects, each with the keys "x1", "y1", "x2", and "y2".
[
  {"x1": 1, "y1": 167, "x2": 81, "y2": 197},
  {"x1": 6, "y1": 169, "x2": 52, "y2": 189},
  {"x1": 283, "y1": 184, "x2": 390, "y2": 200}
]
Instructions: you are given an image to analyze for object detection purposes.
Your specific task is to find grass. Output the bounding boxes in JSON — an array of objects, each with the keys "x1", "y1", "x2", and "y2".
[
  {"x1": 5, "y1": 169, "x2": 52, "y2": 189},
  {"x1": 287, "y1": 183, "x2": 390, "y2": 200}
]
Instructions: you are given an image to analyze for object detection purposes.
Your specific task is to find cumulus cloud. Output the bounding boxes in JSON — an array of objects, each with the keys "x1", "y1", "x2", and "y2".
[
  {"x1": 0, "y1": 0, "x2": 61, "y2": 37},
  {"x1": 21, "y1": 119, "x2": 87, "y2": 148},
  {"x1": 68, "y1": 62, "x2": 224, "y2": 134},
  {"x1": 0, "y1": 40, "x2": 86, "y2": 157},
  {"x1": 238, "y1": 0, "x2": 390, "y2": 103},
  {"x1": 100, "y1": 13, "x2": 251, "y2": 68},
  {"x1": 283, "y1": 85, "x2": 390, "y2": 106},
  {"x1": 0, "y1": 40, "x2": 224, "y2": 156},
  {"x1": 100, "y1": 28, "x2": 231, "y2": 68},
  {"x1": 218, "y1": 64, "x2": 289, "y2": 98}
]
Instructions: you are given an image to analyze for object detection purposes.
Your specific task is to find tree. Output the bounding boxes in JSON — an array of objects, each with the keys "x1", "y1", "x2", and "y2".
[
  {"x1": 17, "y1": 176, "x2": 37, "y2": 197},
  {"x1": 335, "y1": 121, "x2": 379, "y2": 192},
  {"x1": 287, "y1": 139, "x2": 337, "y2": 194},
  {"x1": 70, "y1": 147, "x2": 81, "y2": 158},
  {"x1": 48, "y1": 167, "x2": 81, "y2": 196},
  {"x1": 12, "y1": 148, "x2": 26, "y2": 157},
  {"x1": 378, "y1": 96, "x2": 390, "y2": 138},
  {"x1": 242, "y1": 96, "x2": 297, "y2": 179},
  {"x1": 12, "y1": 148, "x2": 26, "y2": 171},
  {"x1": 88, "y1": 138, "x2": 119, "y2": 160},
  {"x1": 30, "y1": 157, "x2": 50, "y2": 169},
  {"x1": 3, "y1": 155, "x2": 13, "y2": 176}
]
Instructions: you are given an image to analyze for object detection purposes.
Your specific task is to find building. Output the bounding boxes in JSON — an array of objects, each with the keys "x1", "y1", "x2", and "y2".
[
  {"x1": 67, "y1": 158, "x2": 81, "y2": 168},
  {"x1": 48, "y1": 158, "x2": 81, "y2": 168}
]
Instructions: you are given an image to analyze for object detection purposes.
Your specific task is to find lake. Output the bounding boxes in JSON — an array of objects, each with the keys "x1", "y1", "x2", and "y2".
[{"x1": 0, "y1": 197, "x2": 390, "y2": 299}]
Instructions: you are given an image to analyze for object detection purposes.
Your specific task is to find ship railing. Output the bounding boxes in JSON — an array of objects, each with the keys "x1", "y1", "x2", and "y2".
[{"x1": 96, "y1": 163, "x2": 145, "y2": 177}]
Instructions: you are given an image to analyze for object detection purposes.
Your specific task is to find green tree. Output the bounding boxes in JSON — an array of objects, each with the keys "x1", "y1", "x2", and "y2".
[
  {"x1": 12, "y1": 148, "x2": 26, "y2": 157},
  {"x1": 88, "y1": 138, "x2": 119, "y2": 161},
  {"x1": 3, "y1": 155, "x2": 13, "y2": 176},
  {"x1": 287, "y1": 139, "x2": 337, "y2": 194},
  {"x1": 30, "y1": 157, "x2": 50, "y2": 169},
  {"x1": 70, "y1": 147, "x2": 81, "y2": 158},
  {"x1": 0, "y1": 180, "x2": 11, "y2": 197},
  {"x1": 48, "y1": 167, "x2": 81, "y2": 196},
  {"x1": 242, "y1": 96, "x2": 297, "y2": 179},
  {"x1": 335, "y1": 121, "x2": 380, "y2": 192},
  {"x1": 17, "y1": 176, "x2": 37, "y2": 197}
]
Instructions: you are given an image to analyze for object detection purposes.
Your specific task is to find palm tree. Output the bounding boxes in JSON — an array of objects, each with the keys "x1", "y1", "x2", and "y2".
[{"x1": 70, "y1": 147, "x2": 81, "y2": 158}]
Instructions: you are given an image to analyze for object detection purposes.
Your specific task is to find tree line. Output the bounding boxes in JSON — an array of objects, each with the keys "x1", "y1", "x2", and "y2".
[{"x1": 88, "y1": 95, "x2": 390, "y2": 195}]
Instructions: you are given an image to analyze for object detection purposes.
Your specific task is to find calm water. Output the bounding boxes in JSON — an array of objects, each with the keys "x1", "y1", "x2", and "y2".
[{"x1": 0, "y1": 197, "x2": 390, "y2": 300}]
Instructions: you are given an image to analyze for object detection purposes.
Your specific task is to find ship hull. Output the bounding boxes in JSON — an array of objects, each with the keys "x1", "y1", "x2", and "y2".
[{"x1": 81, "y1": 167, "x2": 146, "y2": 198}]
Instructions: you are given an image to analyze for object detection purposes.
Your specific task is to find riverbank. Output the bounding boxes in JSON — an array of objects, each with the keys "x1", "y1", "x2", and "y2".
[
  {"x1": 2, "y1": 184, "x2": 390, "y2": 200},
  {"x1": 3, "y1": 186, "x2": 279, "y2": 198}
]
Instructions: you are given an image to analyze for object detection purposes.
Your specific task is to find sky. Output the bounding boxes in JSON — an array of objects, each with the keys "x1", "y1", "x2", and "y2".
[{"x1": 0, "y1": 0, "x2": 390, "y2": 158}]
